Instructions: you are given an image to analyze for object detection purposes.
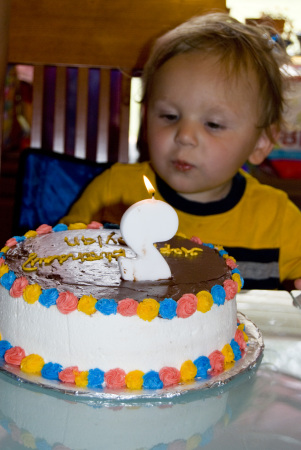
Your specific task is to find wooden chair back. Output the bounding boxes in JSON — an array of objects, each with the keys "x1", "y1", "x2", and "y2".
[{"x1": 6, "y1": 0, "x2": 227, "y2": 163}]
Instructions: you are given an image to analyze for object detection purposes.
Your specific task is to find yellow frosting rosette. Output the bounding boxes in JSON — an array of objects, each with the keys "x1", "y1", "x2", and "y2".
[
  {"x1": 176, "y1": 232, "x2": 187, "y2": 238},
  {"x1": 23, "y1": 284, "x2": 42, "y2": 304},
  {"x1": 74, "y1": 370, "x2": 89, "y2": 387},
  {"x1": 238, "y1": 323, "x2": 249, "y2": 342},
  {"x1": 0, "y1": 246, "x2": 9, "y2": 254},
  {"x1": 180, "y1": 360, "x2": 197, "y2": 382},
  {"x1": 231, "y1": 273, "x2": 242, "y2": 292},
  {"x1": 78, "y1": 295, "x2": 97, "y2": 315},
  {"x1": 221, "y1": 343, "x2": 235, "y2": 368},
  {"x1": 125, "y1": 370, "x2": 144, "y2": 390},
  {"x1": 137, "y1": 298, "x2": 160, "y2": 321},
  {"x1": 20, "y1": 431, "x2": 36, "y2": 449},
  {"x1": 21, "y1": 354, "x2": 45, "y2": 375},
  {"x1": 69, "y1": 222, "x2": 87, "y2": 230},
  {"x1": 0, "y1": 264, "x2": 9, "y2": 277},
  {"x1": 24, "y1": 230, "x2": 37, "y2": 239},
  {"x1": 186, "y1": 433, "x2": 202, "y2": 450},
  {"x1": 196, "y1": 290, "x2": 214, "y2": 313}
]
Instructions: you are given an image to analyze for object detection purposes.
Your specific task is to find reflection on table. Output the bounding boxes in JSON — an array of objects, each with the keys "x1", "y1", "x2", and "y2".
[{"x1": 0, "y1": 290, "x2": 300, "y2": 450}]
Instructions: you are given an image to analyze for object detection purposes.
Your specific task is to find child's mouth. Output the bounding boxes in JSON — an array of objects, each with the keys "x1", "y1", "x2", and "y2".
[{"x1": 173, "y1": 160, "x2": 194, "y2": 172}]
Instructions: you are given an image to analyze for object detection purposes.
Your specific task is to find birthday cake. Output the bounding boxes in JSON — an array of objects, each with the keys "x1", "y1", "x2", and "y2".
[{"x1": 0, "y1": 222, "x2": 246, "y2": 390}]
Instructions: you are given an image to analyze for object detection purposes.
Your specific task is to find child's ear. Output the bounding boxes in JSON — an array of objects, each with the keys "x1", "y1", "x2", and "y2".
[{"x1": 248, "y1": 125, "x2": 279, "y2": 166}]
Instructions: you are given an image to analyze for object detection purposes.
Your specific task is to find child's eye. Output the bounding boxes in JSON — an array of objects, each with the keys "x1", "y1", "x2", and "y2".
[
  {"x1": 160, "y1": 113, "x2": 178, "y2": 122},
  {"x1": 206, "y1": 121, "x2": 224, "y2": 130}
]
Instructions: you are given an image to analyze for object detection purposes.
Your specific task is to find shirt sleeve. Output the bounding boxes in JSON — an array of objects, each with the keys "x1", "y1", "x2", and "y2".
[
  {"x1": 60, "y1": 162, "x2": 156, "y2": 225},
  {"x1": 279, "y1": 198, "x2": 301, "y2": 282}
]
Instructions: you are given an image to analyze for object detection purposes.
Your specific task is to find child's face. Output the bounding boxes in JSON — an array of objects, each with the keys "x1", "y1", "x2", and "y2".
[{"x1": 146, "y1": 51, "x2": 271, "y2": 202}]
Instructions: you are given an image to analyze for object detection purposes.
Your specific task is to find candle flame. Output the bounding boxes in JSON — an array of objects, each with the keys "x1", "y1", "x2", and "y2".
[{"x1": 143, "y1": 175, "x2": 155, "y2": 197}]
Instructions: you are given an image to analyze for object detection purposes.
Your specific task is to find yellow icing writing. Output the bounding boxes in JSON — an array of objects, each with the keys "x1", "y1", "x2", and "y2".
[
  {"x1": 105, "y1": 232, "x2": 125, "y2": 246},
  {"x1": 159, "y1": 244, "x2": 203, "y2": 257},
  {"x1": 64, "y1": 236, "x2": 80, "y2": 246},
  {"x1": 64, "y1": 235, "x2": 100, "y2": 247},
  {"x1": 22, "y1": 249, "x2": 126, "y2": 272}
]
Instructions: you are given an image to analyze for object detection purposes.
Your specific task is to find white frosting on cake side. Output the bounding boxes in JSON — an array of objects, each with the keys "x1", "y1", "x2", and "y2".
[{"x1": 0, "y1": 287, "x2": 237, "y2": 373}]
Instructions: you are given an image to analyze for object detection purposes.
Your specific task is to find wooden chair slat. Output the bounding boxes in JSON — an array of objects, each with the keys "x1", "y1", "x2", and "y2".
[
  {"x1": 96, "y1": 69, "x2": 111, "y2": 162},
  {"x1": 53, "y1": 66, "x2": 67, "y2": 153},
  {"x1": 118, "y1": 74, "x2": 131, "y2": 163},
  {"x1": 74, "y1": 67, "x2": 89, "y2": 159},
  {"x1": 30, "y1": 65, "x2": 44, "y2": 148}
]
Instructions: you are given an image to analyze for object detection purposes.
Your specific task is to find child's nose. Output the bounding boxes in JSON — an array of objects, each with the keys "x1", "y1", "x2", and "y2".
[{"x1": 175, "y1": 120, "x2": 198, "y2": 147}]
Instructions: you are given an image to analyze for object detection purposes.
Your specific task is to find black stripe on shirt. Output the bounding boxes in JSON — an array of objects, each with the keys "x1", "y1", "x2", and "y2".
[
  {"x1": 156, "y1": 172, "x2": 246, "y2": 215},
  {"x1": 224, "y1": 246, "x2": 280, "y2": 290},
  {"x1": 224, "y1": 247, "x2": 279, "y2": 264}
]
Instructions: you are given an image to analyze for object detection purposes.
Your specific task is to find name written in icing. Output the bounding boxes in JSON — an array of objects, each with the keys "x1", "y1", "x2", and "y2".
[
  {"x1": 159, "y1": 244, "x2": 203, "y2": 257},
  {"x1": 22, "y1": 232, "x2": 126, "y2": 272},
  {"x1": 64, "y1": 232, "x2": 125, "y2": 248},
  {"x1": 22, "y1": 249, "x2": 126, "y2": 272}
]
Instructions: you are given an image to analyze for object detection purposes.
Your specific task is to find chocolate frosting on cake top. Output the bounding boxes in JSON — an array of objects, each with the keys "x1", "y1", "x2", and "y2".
[{"x1": 6, "y1": 229, "x2": 231, "y2": 301}]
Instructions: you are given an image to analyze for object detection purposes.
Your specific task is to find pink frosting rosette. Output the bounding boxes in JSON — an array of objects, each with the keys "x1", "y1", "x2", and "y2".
[
  {"x1": 5, "y1": 237, "x2": 18, "y2": 248},
  {"x1": 209, "y1": 350, "x2": 225, "y2": 375},
  {"x1": 36, "y1": 224, "x2": 53, "y2": 235},
  {"x1": 0, "y1": 257, "x2": 4, "y2": 266},
  {"x1": 235, "y1": 328, "x2": 247, "y2": 350},
  {"x1": 56, "y1": 291, "x2": 79, "y2": 314},
  {"x1": 4, "y1": 346, "x2": 26, "y2": 365},
  {"x1": 9, "y1": 423, "x2": 22, "y2": 444},
  {"x1": 176, "y1": 294, "x2": 198, "y2": 318},
  {"x1": 117, "y1": 298, "x2": 139, "y2": 316},
  {"x1": 159, "y1": 367, "x2": 181, "y2": 387},
  {"x1": 223, "y1": 279, "x2": 238, "y2": 300},
  {"x1": 87, "y1": 221, "x2": 103, "y2": 229},
  {"x1": 10, "y1": 277, "x2": 29, "y2": 298},
  {"x1": 59, "y1": 366, "x2": 79, "y2": 383},
  {"x1": 168, "y1": 439, "x2": 187, "y2": 450},
  {"x1": 190, "y1": 236, "x2": 202, "y2": 245},
  {"x1": 105, "y1": 368, "x2": 126, "y2": 389},
  {"x1": 52, "y1": 445, "x2": 71, "y2": 450},
  {"x1": 225, "y1": 257, "x2": 238, "y2": 269}
]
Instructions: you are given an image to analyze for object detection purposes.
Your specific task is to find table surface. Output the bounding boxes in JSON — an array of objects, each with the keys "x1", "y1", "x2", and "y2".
[{"x1": 0, "y1": 290, "x2": 301, "y2": 450}]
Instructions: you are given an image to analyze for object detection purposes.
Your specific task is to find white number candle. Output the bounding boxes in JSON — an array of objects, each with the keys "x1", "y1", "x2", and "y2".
[{"x1": 118, "y1": 176, "x2": 179, "y2": 281}]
